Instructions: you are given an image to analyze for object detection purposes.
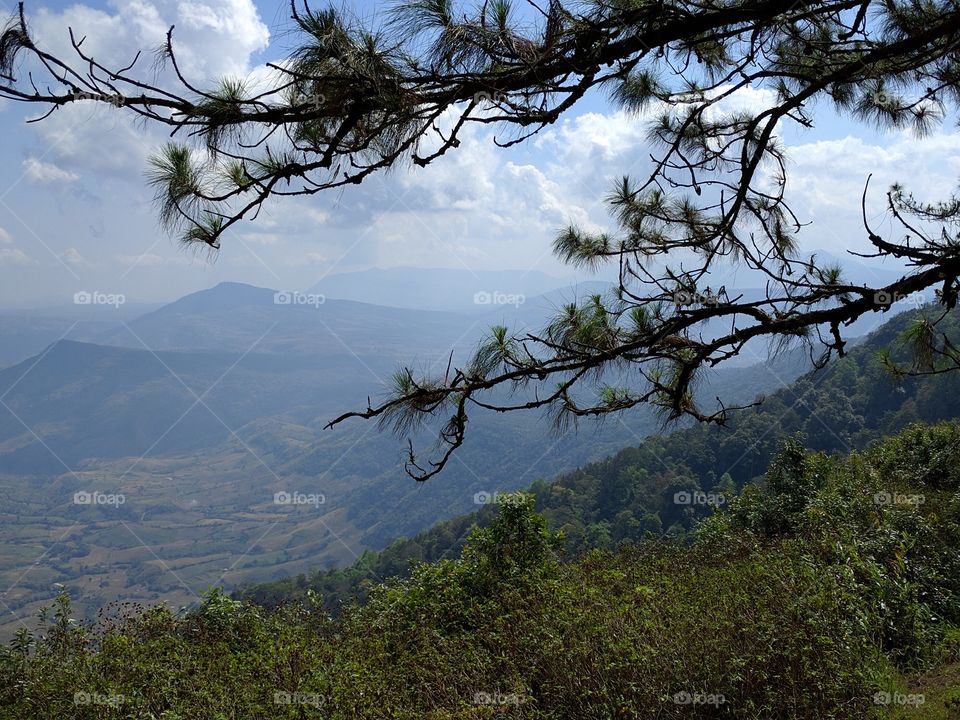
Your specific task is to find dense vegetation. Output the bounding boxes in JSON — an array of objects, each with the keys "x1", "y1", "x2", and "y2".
[
  {"x1": 6, "y1": 0, "x2": 960, "y2": 713},
  {"x1": 4, "y1": 421, "x2": 960, "y2": 718},
  {"x1": 241, "y1": 307, "x2": 960, "y2": 611}
]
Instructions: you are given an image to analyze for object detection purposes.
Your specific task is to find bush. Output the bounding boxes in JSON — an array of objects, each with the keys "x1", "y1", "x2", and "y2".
[{"x1": 4, "y1": 426, "x2": 960, "y2": 719}]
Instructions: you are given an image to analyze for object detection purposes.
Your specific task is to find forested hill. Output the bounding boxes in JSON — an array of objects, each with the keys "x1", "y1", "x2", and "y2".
[{"x1": 240, "y1": 307, "x2": 960, "y2": 610}]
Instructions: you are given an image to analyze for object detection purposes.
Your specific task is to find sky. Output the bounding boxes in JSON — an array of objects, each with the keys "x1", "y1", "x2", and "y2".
[{"x1": 0, "y1": 0, "x2": 958, "y2": 308}]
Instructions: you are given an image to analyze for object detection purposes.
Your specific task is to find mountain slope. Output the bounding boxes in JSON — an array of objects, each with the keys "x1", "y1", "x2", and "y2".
[
  {"x1": 240, "y1": 305, "x2": 960, "y2": 610},
  {"x1": 94, "y1": 281, "x2": 476, "y2": 358},
  {"x1": 9, "y1": 421, "x2": 960, "y2": 720},
  {"x1": 0, "y1": 339, "x2": 392, "y2": 474},
  {"x1": 0, "y1": 301, "x2": 814, "y2": 641}
]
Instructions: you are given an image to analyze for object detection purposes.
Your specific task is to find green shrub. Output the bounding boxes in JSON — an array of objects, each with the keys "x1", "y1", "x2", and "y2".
[{"x1": 4, "y1": 427, "x2": 960, "y2": 719}]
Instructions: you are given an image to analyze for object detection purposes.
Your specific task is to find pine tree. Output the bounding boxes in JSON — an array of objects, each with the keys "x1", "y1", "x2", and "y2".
[{"x1": 4, "y1": 0, "x2": 960, "y2": 477}]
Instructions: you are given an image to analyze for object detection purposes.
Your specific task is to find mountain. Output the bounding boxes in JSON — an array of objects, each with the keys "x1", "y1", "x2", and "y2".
[
  {"x1": 307, "y1": 267, "x2": 572, "y2": 311},
  {"x1": 0, "y1": 315, "x2": 113, "y2": 370},
  {"x1": 0, "y1": 298, "x2": 167, "y2": 370},
  {"x1": 240, "y1": 305, "x2": 960, "y2": 611},
  {"x1": 0, "y1": 339, "x2": 392, "y2": 474},
  {"x1": 94, "y1": 281, "x2": 478, "y2": 358},
  {"x1": 804, "y1": 247, "x2": 907, "y2": 286},
  {"x1": 0, "y1": 283, "x2": 815, "y2": 640},
  {"x1": 0, "y1": 299, "x2": 166, "y2": 369},
  {"x1": 0, "y1": 300, "x2": 165, "y2": 321}
]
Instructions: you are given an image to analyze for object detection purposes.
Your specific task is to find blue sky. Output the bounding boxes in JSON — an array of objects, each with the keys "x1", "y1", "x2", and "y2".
[{"x1": 0, "y1": 0, "x2": 957, "y2": 308}]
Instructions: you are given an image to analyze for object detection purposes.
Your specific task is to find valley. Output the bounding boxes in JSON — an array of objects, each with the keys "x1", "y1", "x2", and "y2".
[{"x1": 0, "y1": 269, "x2": 837, "y2": 640}]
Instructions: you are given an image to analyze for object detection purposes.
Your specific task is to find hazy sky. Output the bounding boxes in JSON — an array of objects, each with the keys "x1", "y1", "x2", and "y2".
[{"x1": 0, "y1": 0, "x2": 958, "y2": 307}]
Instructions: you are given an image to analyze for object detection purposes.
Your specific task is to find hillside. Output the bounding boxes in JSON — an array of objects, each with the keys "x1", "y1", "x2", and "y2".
[
  {"x1": 0, "y1": 316, "x2": 112, "y2": 370},
  {"x1": 94, "y1": 282, "x2": 476, "y2": 358},
  {"x1": 6, "y1": 421, "x2": 960, "y2": 719},
  {"x1": 240, "y1": 305, "x2": 960, "y2": 610},
  {"x1": 0, "y1": 282, "x2": 813, "y2": 641}
]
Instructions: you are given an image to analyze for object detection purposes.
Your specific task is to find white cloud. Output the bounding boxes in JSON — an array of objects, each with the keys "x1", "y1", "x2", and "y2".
[
  {"x1": 531, "y1": 105, "x2": 960, "y2": 260},
  {"x1": 708, "y1": 84, "x2": 780, "y2": 118},
  {"x1": 786, "y1": 130, "x2": 960, "y2": 252},
  {"x1": 31, "y1": 0, "x2": 269, "y2": 82},
  {"x1": 536, "y1": 110, "x2": 649, "y2": 167},
  {"x1": 0, "y1": 227, "x2": 35, "y2": 266},
  {"x1": 17, "y1": 0, "x2": 270, "y2": 183},
  {"x1": 504, "y1": 161, "x2": 594, "y2": 229},
  {"x1": 60, "y1": 248, "x2": 90, "y2": 267},
  {"x1": 4, "y1": 9, "x2": 959, "y2": 309},
  {"x1": 23, "y1": 158, "x2": 79, "y2": 183},
  {"x1": 0, "y1": 248, "x2": 33, "y2": 265}
]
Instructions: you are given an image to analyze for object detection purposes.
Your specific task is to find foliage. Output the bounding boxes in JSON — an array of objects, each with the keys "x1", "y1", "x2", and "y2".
[
  {"x1": 6, "y1": 426, "x2": 960, "y2": 718},
  {"x1": 5, "y1": 1, "x2": 960, "y2": 477}
]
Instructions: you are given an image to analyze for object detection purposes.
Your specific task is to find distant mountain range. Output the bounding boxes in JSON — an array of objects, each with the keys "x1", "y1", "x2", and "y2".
[
  {"x1": 0, "y1": 250, "x2": 924, "y2": 368},
  {"x1": 307, "y1": 267, "x2": 574, "y2": 312},
  {"x1": 0, "y1": 275, "x2": 824, "y2": 640}
]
